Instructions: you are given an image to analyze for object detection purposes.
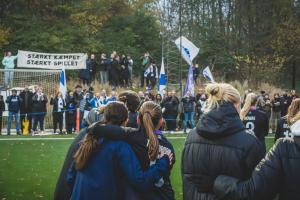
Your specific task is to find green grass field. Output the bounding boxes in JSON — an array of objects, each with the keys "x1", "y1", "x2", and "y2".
[{"x1": 0, "y1": 135, "x2": 274, "y2": 200}]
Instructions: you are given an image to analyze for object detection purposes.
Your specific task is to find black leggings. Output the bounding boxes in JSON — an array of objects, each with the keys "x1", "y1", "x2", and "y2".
[{"x1": 53, "y1": 112, "x2": 63, "y2": 133}]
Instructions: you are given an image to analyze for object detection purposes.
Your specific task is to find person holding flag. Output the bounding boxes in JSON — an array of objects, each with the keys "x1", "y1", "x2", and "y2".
[{"x1": 158, "y1": 57, "x2": 166, "y2": 97}]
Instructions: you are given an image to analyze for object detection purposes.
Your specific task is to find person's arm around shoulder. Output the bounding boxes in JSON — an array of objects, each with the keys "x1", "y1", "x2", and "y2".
[
  {"x1": 214, "y1": 139, "x2": 283, "y2": 200},
  {"x1": 117, "y1": 141, "x2": 170, "y2": 191}
]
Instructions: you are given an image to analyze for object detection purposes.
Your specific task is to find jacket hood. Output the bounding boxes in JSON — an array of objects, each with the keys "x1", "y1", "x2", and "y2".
[{"x1": 196, "y1": 101, "x2": 245, "y2": 139}]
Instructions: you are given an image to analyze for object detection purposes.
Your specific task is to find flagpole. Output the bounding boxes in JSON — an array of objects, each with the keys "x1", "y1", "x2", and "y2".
[{"x1": 179, "y1": 0, "x2": 183, "y2": 98}]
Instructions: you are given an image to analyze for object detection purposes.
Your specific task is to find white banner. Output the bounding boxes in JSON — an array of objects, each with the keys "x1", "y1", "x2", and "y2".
[{"x1": 17, "y1": 50, "x2": 87, "y2": 69}]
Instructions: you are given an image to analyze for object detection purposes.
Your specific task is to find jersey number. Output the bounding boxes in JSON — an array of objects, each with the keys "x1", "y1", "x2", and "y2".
[{"x1": 245, "y1": 122, "x2": 255, "y2": 135}]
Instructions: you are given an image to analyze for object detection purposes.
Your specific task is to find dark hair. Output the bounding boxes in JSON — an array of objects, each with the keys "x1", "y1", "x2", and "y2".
[
  {"x1": 74, "y1": 101, "x2": 128, "y2": 170},
  {"x1": 118, "y1": 91, "x2": 141, "y2": 112}
]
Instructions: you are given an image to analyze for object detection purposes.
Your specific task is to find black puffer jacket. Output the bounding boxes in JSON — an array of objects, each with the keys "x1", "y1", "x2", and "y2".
[
  {"x1": 182, "y1": 102, "x2": 264, "y2": 200},
  {"x1": 214, "y1": 136, "x2": 300, "y2": 200}
]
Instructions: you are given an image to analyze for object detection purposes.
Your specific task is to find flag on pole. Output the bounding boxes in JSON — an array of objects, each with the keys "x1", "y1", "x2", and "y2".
[
  {"x1": 60, "y1": 68, "x2": 67, "y2": 98},
  {"x1": 175, "y1": 36, "x2": 200, "y2": 65},
  {"x1": 203, "y1": 66, "x2": 215, "y2": 82},
  {"x1": 158, "y1": 57, "x2": 166, "y2": 96},
  {"x1": 174, "y1": 36, "x2": 199, "y2": 96},
  {"x1": 184, "y1": 65, "x2": 195, "y2": 96}
]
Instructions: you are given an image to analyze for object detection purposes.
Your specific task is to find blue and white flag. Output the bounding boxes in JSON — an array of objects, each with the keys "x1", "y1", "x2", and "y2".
[
  {"x1": 60, "y1": 68, "x2": 67, "y2": 98},
  {"x1": 203, "y1": 66, "x2": 215, "y2": 82},
  {"x1": 158, "y1": 58, "x2": 166, "y2": 96},
  {"x1": 184, "y1": 65, "x2": 195, "y2": 96},
  {"x1": 175, "y1": 36, "x2": 199, "y2": 65}
]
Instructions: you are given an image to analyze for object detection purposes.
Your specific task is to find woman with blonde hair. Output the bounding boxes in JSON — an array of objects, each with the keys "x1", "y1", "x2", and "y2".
[
  {"x1": 182, "y1": 83, "x2": 264, "y2": 200},
  {"x1": 275, "y1": 98, "x2": 300, "y2": 141},
  {"x1": 240, "y1": 93, "x2": 269, "y2": 154},
  {"x1": 207, "y1": 98, "x2": 300, "y2": 200}
]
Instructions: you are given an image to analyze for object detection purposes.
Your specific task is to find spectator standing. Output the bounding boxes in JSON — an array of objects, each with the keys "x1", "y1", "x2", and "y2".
[
  {"x1": 155, "y1": 94, "x2": 163, "y2": 106},
  {"x1": 256, "y1": 90, "x2": 266, "y2": 110},
  {"x1": 66, "y1": 91, "x2": 76, "y2": 134},
  {"x1": 73, "y1": 85, "x2": 84, "y2": 126},
  {"x1": 86, "y1": 54, "x2": 96, "y2": 84},
  {"x1": 120, "y1": 54, "x2": 130, "y2": 87},
  {"x1": 0, "y1": 95, "x2": 5, "y2": 135},
  {"x1": 290, "y1": 89, "x2": 298, "y2": 101},
  {"x1": 19, "y1": 86, "x2": 33, "y2": 134},
  {"x1": 109, "y1": 54, "x2": 120, "y2": 88},
  {"x1": 144, "y1": 63, "x2": 158, "y2": 90},
  {"x1": 2, "y1": 51, "x2": 18, "y2": 87},
  {"x1": 98, "y1": 53, "x2": 109, "y2": 84},
  {"x1": 271, "y1": 93, "x2": 282, "y2": 133},
  {"x1": 127, "y1": 55, "x2": 133, "y2": 85},
  {"x1": 280, "y1": 91, "x2": 290, "y2": 117},
  {"x1": 161, "y1": 91, "x2": 179, "y2": 131},
  {"x1": 181, "y1": 92, "x2": 196, "y2": 133},
  {"x1": 50, "y1": 92, "x2": 66, "y2": 134},
  {"x1": 140, "y1": 52, "x2": 152, "y2": 87},
  {"x1": 193, "y1": 64, "x2": 200, "y2": 86},
  {"x1": 6, "y1": 89, "x2": 21, "y2": 135},
  {"x1": 32, "y1": 87, "x2": 48, "y2": 134}
]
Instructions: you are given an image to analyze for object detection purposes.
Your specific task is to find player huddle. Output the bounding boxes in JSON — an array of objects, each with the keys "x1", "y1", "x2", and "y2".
[{"x1": 54, "y1": 83, "x2": 300, "y2": 200}]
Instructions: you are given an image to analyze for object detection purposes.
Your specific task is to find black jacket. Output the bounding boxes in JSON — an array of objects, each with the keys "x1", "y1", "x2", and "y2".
[
  {"x1": 182, "y1": 102, "x2": 264, "y2": 200},
  {"x1": 162, "y1": 96, "x2": 179, "y2": 116},
  {"x1": 50, "y1": 97, "x2": 66, "y2": 112},
  {"x1": 19, "y1": 90, "x2": 33, "y2": 113},
  {"x1": 243, "y1": 108, "x2": 269, "y2": 154},
  {"x1": 32, "y1": 93, "x2": 48, "y2": 114},
  {"x1": 181, "y1": 96, "x2": 196, "y2": 113},
  {"x1": 275, "y1": 117, "x2": 292, "y2": 141},
  {"x1": 214, "y1": 136, "x2": 300, "y2": 200}
]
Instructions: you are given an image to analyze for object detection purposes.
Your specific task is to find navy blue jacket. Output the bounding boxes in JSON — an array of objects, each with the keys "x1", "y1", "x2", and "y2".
[
  {"x1": 91, "y1": 125, "x2": 176, "y2": 200},
  {"x1": 6, "y1": 95, "x2": 21, "y2": 112},
  {"x1": 67, "y1": 139, "x2": 169, "y2": 200}
]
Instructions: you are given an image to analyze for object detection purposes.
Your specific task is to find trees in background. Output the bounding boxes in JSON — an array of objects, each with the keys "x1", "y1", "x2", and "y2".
[
  {"x1": 158, "y1": 0, "x2": 300, "y2": 87},
  {"x1": 1, "y1": 0, "x2": 300, "y2": 87}
]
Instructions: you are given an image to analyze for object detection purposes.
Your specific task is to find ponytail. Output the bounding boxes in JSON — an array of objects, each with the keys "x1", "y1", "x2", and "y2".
[
  {"x1": 139, "y1": 101, "x2": 162, "y2": 161},
  {"x1": 205, "y1": 83, "x2": 241, "y2": 111},
  {"x1": 142, "y1": 112, "x2": 159, "y2": 161},
  {"x1": 240, "y1": 93, "x2": 257, "y2": 120},
  {"x1": 74, "y1": 133, "x2": 100, "y2": 170}
]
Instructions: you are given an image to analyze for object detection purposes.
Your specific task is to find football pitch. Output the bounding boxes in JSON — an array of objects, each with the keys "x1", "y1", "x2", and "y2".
[{"x1": 0, "y1": 135, "x2": 275, "y2": 200}]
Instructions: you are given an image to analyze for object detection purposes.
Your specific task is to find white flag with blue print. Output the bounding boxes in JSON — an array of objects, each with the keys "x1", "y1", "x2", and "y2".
[
  {"x1": 175, "y1": 36, "x2": 199, "y2": 65},
  {"x1": 158, "y1": 57, "x2": 166, "y2": 95},
  {"x1": 60, "y1": 68, "x2": 67, "y2": 98},
  {"x1": 203, "y1": 66, "x2": 215, "y2": 82}
]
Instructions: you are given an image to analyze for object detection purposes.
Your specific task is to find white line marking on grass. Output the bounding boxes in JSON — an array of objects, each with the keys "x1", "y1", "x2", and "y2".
[
  {"x1": 0, "y1": 136, "x2": 275, "y2": 141},
  {"x1": 0, "y1": 138, "x2": 75, "y2": 141}
]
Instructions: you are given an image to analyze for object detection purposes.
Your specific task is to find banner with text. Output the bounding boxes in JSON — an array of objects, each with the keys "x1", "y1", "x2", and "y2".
[{"x1": 17, "y1": 50, "x2": 87, "y2": 69}]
